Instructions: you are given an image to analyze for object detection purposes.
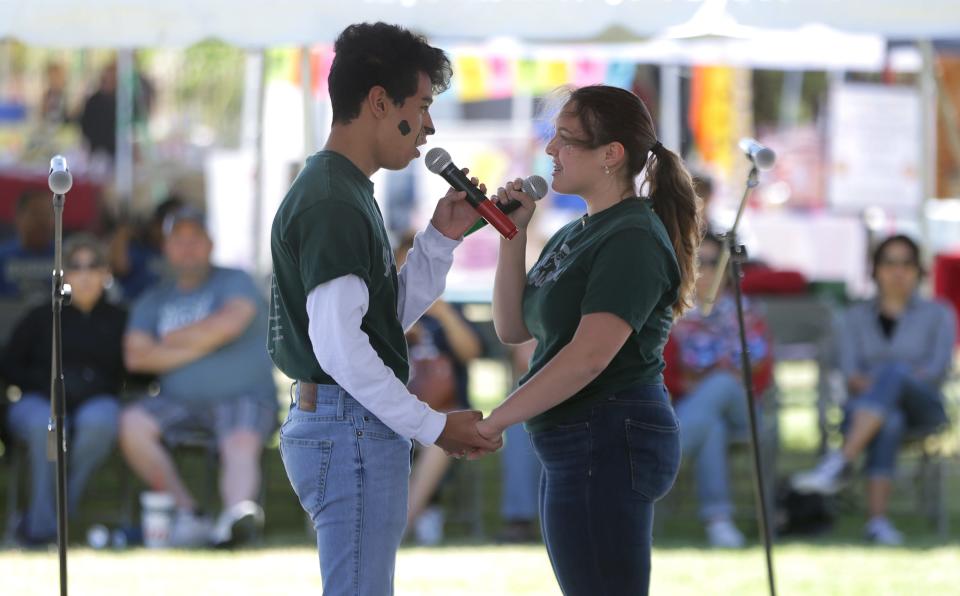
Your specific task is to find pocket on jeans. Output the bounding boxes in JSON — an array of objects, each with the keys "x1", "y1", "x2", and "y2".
[
  {"x1": 279, "y1": 435, "x2": 333, "y2": 518},
  {"x1": 360, "y1": 415, "x2": 402, "y2": 441},
  {"x1": 625, "y1": 404, "x2": 681, "y2": 502}
]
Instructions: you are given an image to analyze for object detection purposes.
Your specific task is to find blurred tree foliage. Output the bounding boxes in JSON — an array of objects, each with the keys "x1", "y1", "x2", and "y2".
[
  {"x1": 752, "y1": 70, "x2": 829, "y2": 129},
  {"x1": 141, "y1": 41, "x2": 247, "y2": 147}
]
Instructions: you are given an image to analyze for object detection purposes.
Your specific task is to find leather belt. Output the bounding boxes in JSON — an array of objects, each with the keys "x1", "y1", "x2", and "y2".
[{"x1": 297, "y1": 381, "x2": 318, "y2": 412}]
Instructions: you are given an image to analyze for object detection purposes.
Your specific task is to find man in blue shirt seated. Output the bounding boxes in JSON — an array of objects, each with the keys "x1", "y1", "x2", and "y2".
[
  {"x1": 118, "y1": 207, "x2": 277, "y2": 547},
  {"x1": 0, "y1": 188, "x2": 54, "y2": 299}
]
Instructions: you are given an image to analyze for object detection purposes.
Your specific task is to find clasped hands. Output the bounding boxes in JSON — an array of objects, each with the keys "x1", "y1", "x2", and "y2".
[{"x1": 435, "y1": 410, "x2": 505, "y2": 460}]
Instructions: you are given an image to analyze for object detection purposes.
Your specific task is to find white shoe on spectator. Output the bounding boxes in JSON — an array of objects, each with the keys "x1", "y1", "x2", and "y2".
[
  {"x1": 706, "y1": 518, "x2": 746, "y2": 549},
  {"x1": 211, "y1": 500, "x2": 265, "y2": 548},
  {"x1": 791, "y1": 450, "x2": 848, "y2": 495},
  {"x1": 168, "y1": 509, "x2": 214, "y2": 548},
  {"x1": 865, "y1": 517, "x2": 904, "y2": 546},
  {"x1": 413, "y1": 506, "x2": 445, "y2": 546}
]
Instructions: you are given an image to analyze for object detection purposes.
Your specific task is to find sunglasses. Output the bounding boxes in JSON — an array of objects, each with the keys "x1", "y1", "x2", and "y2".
[
  {"x1": 67, "y1": 260, "x2": 104, "y2": 271},
  {"x1": 877, "y1": 258, "x2": 918, "y2": 269}
]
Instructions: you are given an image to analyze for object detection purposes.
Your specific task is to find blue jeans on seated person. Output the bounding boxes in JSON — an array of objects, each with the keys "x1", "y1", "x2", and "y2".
[
  {"x1": 279, "y1": 384, "x2": 412, "y2": 596},
  {"x1": 530, "y1": 383, "x2": 681, "y2": 596},
  {"x1": 7, "y1": 393, "x2": 119, "y2": 541},
  {"x1": 845, "y1": 362, "x2": 948, "y2": 478},
  {"x1": 674, "y1": 370, "x2": 751, "y2": 522}
]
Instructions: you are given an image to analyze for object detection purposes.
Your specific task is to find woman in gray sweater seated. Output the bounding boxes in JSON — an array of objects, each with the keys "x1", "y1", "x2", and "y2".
[{"x1": 793, "y1": 234, "x2": 955, "y2": 545}]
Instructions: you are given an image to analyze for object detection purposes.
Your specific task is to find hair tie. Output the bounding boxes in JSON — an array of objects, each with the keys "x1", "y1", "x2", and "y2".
[{"x1": 651, "y1": 140, "x2": 663, "y2": 154}]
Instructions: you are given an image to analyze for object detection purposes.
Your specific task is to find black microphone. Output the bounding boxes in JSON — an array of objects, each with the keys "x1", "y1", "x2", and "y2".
[
  {"x1": 464, "y1": 175, "x2": 548, "y2": 237},
  {"x1": 425, "y1": 148, "x2": 519, "y2": 240},
  {"x1": 48, "y1": 155, "x2": 73, "y2": 195},
  {"x1": 738, "y1": 138, "x2": 776, "y2": 171}
]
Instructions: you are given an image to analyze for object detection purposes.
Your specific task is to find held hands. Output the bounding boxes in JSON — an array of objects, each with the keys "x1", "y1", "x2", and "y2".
[
  {"x1": 436, "y1": 410, "x2": 503, "y2": 459},
  {"x1": 475, "y1": 418, "x2": 503, "y2": 445},
  {"x1": 431, "y1": 168, "x2": 486, "y2": 240},
  {"x1": 492, "y1": 178, "x2": 537, "y2": 231}
]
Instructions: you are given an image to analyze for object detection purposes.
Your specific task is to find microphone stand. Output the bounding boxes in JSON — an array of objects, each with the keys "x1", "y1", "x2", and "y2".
[
  {"x1": 49, "y1": 173, "x2": 72, "y2": 596},
  {"x1": 703, "y1": 164, "x2": 777, "y2": 596}
]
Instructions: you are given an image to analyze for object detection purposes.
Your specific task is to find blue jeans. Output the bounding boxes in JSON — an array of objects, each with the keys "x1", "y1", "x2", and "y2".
[
  {"x1": 7, "y1": 393, "x2": 119, "y2": 541},
  {"x1": 674, "y1": 371, "x2": 750, "y2": 521},
  {"x1": 279, "y1": 384, "x2": 412, "y2": 596},
  {"x1": 846, "y1": 363, "x2": 948, "y2": 478},
  {"x1": 501, "y1": 422, "x2": 541, "y2": 522},
  {"x1": 531, "y1": 384, "x2": 681, "y2": 596}
]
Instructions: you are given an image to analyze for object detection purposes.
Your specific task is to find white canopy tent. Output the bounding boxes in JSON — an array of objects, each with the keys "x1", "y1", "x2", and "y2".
[
  {"x1": 1, "y1": 0, "x2": 702, "y2": 47},
  {"x1": 1, "y1": 0, "x2": 956, "y2": 279},
  {"x1": 2, "y1": 0, "x2": 958, "y2": 48}
]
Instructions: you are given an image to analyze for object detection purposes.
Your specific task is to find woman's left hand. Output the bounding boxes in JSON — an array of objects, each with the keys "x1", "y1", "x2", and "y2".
[
  {"x1": 464, "y1": 417, "x2": 504, "y2": 460},
  {"x1": 476, "y1": 417, "x2": 503, "y2": 442}
]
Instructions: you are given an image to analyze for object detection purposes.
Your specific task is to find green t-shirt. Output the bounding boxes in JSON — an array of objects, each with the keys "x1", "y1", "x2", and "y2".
[
  {"x1": 521, "y1": 198, "x2": 680, "y2": 432},
  {"x1": 268, "y1": 151, "x2": 408, "y2": 385}
]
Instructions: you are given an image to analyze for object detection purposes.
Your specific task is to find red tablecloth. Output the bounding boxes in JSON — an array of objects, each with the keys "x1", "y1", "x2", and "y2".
[
  {"x1": 0, "y1": 167, "x2": 102, "y2": 231},
  {"x1": 933, "y1": 251, "x2": 960, "y2": 345}
]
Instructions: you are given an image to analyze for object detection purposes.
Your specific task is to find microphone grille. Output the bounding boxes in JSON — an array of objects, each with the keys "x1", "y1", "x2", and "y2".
[
  {"x1": 424, "y1": 148, "x2": 451, "y2": 174},
  {"x1": 755, "y1": 148, "x2": 776, "y2": 171},
  {"x1": 48, "y1": 170, "x2": 73, "y2": 195},
  {"x1": 523, "y1": 175, "x2": 548, "y2": 200}
]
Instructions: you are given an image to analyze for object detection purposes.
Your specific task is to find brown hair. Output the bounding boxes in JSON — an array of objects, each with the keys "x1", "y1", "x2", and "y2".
[
  {"x1": 64, "y1": 233, "x2": 108, "y2": 268},
  {"x1": 566, "y1": 85, "x2": 702, "y2": 316}
]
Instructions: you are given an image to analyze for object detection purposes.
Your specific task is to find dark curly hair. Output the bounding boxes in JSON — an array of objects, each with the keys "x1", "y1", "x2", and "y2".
[{"x1": 329, "y1": 22, "x2": 452, "y2": 124}]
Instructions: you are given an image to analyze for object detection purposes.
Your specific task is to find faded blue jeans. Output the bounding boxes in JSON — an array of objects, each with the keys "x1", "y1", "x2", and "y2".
[
  {"x1": 7, "y1": 393, "x2": 119, "y2": 541},
  {"x1": 531, "y1": 383, "x2": 681, "y2": 596},
  {"x1": 845, "y1": 362, "x2": 948, "y2": 478},
  {"x1": 279, "y1": 384, "x2": 412, "y2": 596},
  {"x1": 674, "y1": 371, "x2": 751, "y2": 522}
]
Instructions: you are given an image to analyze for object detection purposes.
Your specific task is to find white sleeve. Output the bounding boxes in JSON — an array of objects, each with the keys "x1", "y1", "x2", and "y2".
[
  {"x1": 396, "y1": 223, "x2": 461, "y2": 331},
  {"x1": 307, "y1": 275, "x2": 448, "y2": 445}
]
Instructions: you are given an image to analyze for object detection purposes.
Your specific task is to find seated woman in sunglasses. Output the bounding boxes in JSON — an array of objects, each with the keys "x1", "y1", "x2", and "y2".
[
  {"x1": 793, "y1": 234, "x2": 955, "y2": 545},
  {"x1": 1, "y1": 234, "x2": 127, "y2": 545},
  {"x1": 663, "y1": 232, "x2": 774, "y2": 548}
]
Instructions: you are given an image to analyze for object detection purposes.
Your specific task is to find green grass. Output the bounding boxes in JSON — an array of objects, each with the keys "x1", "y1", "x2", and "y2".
[
  {"x1": 4, "y1": 543, "x2": 960, "y2": 595},
  {"x1": 3, "y1": 360, "x2": 959, "y2": 594}
]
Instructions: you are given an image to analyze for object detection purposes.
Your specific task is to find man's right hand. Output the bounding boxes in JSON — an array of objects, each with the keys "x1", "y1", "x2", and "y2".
[{"x1": 436, "y1": 410, "x2": 502, "y2": 457}]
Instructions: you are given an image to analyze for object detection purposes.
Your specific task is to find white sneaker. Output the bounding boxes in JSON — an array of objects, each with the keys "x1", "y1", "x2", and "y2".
[
  {"x1": 865, "y1": 517, "x2": 903, "y2": 546},
  {"x1": 706, "y1": 518, "x2": 746, "y2": 549},
  {"x1": 413, "y1": 506, "x2": 445, "y2": 546},
  {"x1": 211, "y1": 500, "x2": 265, "y2": 548},
  {"x1": 168, "y1": 510, "x2": 214, "y2": 548},
  {"x1": 791, "y1": 451, "x2": 848, "y2": 495}
]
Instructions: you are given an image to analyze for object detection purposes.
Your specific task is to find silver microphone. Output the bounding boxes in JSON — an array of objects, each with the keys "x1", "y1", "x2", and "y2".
[
  {"x1": 738, "y1": 138, "x2": 776, "y2": 171},
  {"x1": 521, "y1": 175, "x2": 548, "y2": 201},
  {"x1": 462, "y1": 174, "x2": 547, "y2": 237},
  {"x1": 48, "y1": 155, "x2": 73, "y2": 195}
]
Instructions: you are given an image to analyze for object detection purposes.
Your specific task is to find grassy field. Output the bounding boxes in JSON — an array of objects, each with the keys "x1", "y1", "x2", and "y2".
[
  {"x1": 5, "y1": 542, "x2": 960, "y2": 595},
  {"x1": 2, "y1": 361, "x2": 959, "y2": 594}
]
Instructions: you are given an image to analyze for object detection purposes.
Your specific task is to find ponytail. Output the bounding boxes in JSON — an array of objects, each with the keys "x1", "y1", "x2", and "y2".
[
  {"x1": 563, "y1": 85, "x2": 703, "y2": 317},
  {"x1": 645, "y1": 144, "x2": 702, "y2": 318}
]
